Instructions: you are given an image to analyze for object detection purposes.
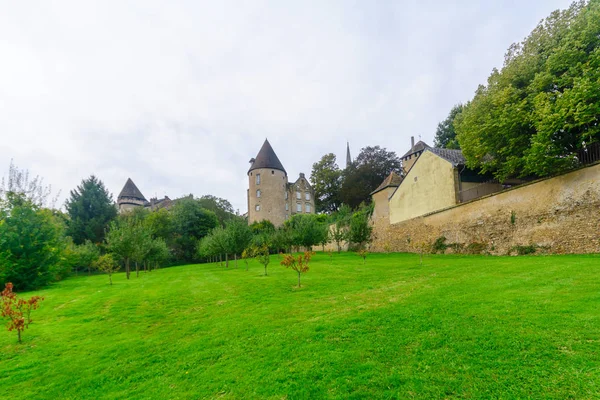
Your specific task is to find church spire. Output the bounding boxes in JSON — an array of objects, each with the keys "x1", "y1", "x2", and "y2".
[{"x1": 346, "y1": 142, "x2": 352, "y2": 168}]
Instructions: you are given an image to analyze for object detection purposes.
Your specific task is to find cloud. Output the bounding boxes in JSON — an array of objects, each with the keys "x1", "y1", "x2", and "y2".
[{"x1": 0, "y1": 0, "x2": 573, "y2": 212}]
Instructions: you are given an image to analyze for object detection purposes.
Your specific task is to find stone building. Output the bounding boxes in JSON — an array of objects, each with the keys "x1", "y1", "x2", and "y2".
[
  {"x1": 117, "y1": 178, "x2": 187, "y2": 213},
  {"x1": 247, "y1": 139, "x2": 315, "y2": 226}
]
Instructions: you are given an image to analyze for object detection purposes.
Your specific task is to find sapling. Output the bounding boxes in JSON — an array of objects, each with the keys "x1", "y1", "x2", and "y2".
[
  {"x1": 0, "y1": 283, "x2": 44, "y2": 343},
  {"x1": 280, "y1": 251, "x2": 313, "y2": 287}
]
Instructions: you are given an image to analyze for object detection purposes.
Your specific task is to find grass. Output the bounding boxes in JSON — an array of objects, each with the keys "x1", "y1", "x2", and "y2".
[{"x1": 1, "y1": 252, "x2": 599, "y2": 399}]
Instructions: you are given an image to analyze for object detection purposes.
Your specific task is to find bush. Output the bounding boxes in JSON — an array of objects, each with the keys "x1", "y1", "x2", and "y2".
[
  {"x1": 432, "y1": 236, "x2": 448, "y2": 253},
  {"x1": 512, "y1": 245, "x2": 537, "y2": 255}
]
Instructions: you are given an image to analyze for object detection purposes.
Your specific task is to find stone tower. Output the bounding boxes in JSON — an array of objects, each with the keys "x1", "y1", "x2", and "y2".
[
  {"x1": 247, "y1": 139, "x2": 315, "y2": 226},
  {"x1": 248, "y1": 139, "x2": 289, "y2": 226},
  {"x1": 117, "y1": 178, "x2": 147, "y2": 212}
]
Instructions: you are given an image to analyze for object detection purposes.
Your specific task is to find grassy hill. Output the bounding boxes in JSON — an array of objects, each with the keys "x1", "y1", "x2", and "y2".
[{"x1": 1, "y1": 252, "x2": 599, "y2": 399}]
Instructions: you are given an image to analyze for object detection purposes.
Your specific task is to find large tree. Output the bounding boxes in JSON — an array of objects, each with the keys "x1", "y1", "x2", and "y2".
[
  {"x1": 340, "y1": 146, "x2": 402, "y2": 209},
  {"x1": 434, "y1": 104, "x2": 464, "y2": 149},
  {"x1": 197, "y1": 195, "x2": 236, "y2": 226},
  {"x1": 455, "y1": 1, "x2": 599, "y2": 181},
  {"x1": 65, "y1": 175, "x2": 117, "y2": 245},
  {"x1": 310, "y1": 153, "x2": 342, "y2": 213},
  {"x1": 171, "y1": 197, "x2": 218, "y2": 262}
]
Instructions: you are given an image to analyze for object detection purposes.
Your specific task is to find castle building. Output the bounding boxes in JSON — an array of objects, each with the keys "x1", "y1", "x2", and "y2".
[
  {"x1": 117, "y1": 178, "x2": 186, "y2": 213},
  {"x1": 247, "y1": 139, "x2": 315, "y2": 226}
]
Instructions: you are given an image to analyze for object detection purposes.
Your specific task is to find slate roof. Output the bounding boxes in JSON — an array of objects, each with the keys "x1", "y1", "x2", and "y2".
[
  {"x1": 118, "y1": 178, "x2": 147, "y2": 201},
  {"x1": 428, "y1": 148, "x2": 466, "y2": 166},
  {"x1": 370, "y1": 171, "x2": 403, "y2": 195},
  {"x1": 401, "y1": 140, "x2": 431, "y2": 159},
  {"x1": 248, "y1": 139, "x2": 287, "y2": 174}
]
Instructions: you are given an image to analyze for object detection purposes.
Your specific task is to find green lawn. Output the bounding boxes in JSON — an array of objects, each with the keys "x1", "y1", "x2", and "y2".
[{"x1": 1, "y1": 252, "x2": 599, "y2": 399}]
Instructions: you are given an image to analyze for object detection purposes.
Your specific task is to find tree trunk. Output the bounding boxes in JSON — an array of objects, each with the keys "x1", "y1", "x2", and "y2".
[
  {"x1": 136, "y1": 262, "x2": 139, "y2": 277},
  {"x1": 264, "y1": 265, "x2": 268, "y2": 276},
  {"x1": 109, "y1": 274, "x2": 113, "y2": 286},
  {"x1": 219, "y1": 254, "x2": 222, "y2": 267},
  {"x1": 298, "y1": 271, "x2": 301, "y2": 287},
  {"x1": 226, "y1": 253, "x2": 229, "y2": 268},
  {"x1": 235, "y1": 253, "x2": 238, "y2": 268},
  {"x1": 17, "y1": 329, "x2": 21, "y2": 343},
  {"x1": 126, "y1": 258, "x2": 130, "y2": 280}
]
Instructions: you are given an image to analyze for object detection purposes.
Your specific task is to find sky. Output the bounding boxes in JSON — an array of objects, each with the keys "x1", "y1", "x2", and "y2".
[{"x1": 0, "y1": 0, "x2": 574, "y2": 213}]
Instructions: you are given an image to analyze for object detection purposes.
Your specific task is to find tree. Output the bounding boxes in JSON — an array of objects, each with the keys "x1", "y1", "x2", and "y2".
[
  {"x1": 357, "y1": 249, "x2": 368, "y2": 264},
  {"x1": 340, "y1": 146, "x2": 401, "y2": 208},
  {"x1": 93, "y1": 254, "x2": 119, "y2": 285},
  {"x1": 280, "y1": 251, "x2": 313, "y2": 287},
  {"x1": 197, "y1": 195, "x2": 236, "y2": 226},
  {"x1": 284, "y1": 214, "x2": 328, "y2": 251},
  {"x1": 455, "y1": 1, "x2": 599, "y2": 181},
  {"x1": 74, "y1": 240, "x2": 101, "y2": 275},
  {"x1": 254, "y1": 245, "x2": 271, "y2": 276},
  {"x1": 331, "y1": 221, "x2": 348, "y2": 253},
  {"x1": 1, "y1": 282, "x2": 44, "y2": 343},
  {"x1": 434, "y1": 104, "x2": 464, "y2": 149},
  {"x1": 105, "y1": 219, "x2": 138, "y2": 280},
  {"x1": 224, "y1": 218, "x2": 253, "y2": 268},
  {"x1": 65, "y1": 175, "x2": 117, "y2": 245},
  {"x1": 1, "y1": 160, "x2": 58, "y2": 208},
  {"x1": 348, "y1": 205, "x2": 373, "y2": 249},
  {"x1": 310, "y1": 153, "x2": 342, "y2": 213},
  {"x1": 171, "y1": 198, "x2": 218, "y2": 262},
  {"x1": 0, "y1": 194, "x2": 67, "y2": 290}
]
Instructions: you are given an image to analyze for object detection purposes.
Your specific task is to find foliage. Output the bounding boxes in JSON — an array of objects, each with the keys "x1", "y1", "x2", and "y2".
[
  {"x1": 310, "y1": 153, "x2": 342, "y2": 213},
  {"x1": 224, "y1": 218, "x2": 253, "y2": 266},
  {"x1": 432, "y1": 236, "x2": 448, "y2": 253},
  {"x1": 105, "y1": 218, "x2": 138, "y2": 279},
  {"x1": 330, "y1": 220, "x2": 348, "y2": 253},
  {"x1": 455, "y1": 1, "x2": 600, "y2": 181},
  {"x1": 280, "y1": 251, "x2": 313, "y2": 287},
  {"x1": 241, "y1": 247, "x2": 254, "y2": 271},
  {"x1": 171, "y1": 198, "x2": 218, "y2": 262},
  {"x1": 284, "y1": 214, "x2": 329, "y2": 250},
  {"x1": 73, "y1": 240, "x2": 101, "y2": 275},
  {"x1": 0, "y1": 194, "x2": 67, "y2": 290},
  {"x1": 197, "y1": 195, "x2": 236, "y2": 227},
  {"x1": 65, "y1": 175, "x2": 117, "y2": 245},
  {"x1": 249, "y1": 219, "x2": 276, "y2": 235},
  {"x1": 93, "y1": 254, "x2": 119, "y2": 285},
  {"x1": 434, "y1": 104, "x2": 464, "y2": 149},
  {"x1": 0, "y1": 160, "x2": 58, "y2": 208},
  {"x1": 340, "y1": 146, "x2": 402, "y2": 208},
  {"x1": 1, "y1": 282, "x2": 44, "y2": 343},
  {"x1": 356, "y1": 249, "x2": 368, "y2": 264},
  {"x1": 347, "y1": 204, "x2": 373, "y2": 249},
  {"x1": 512, "y1": 245, "x2": 537, "y2": 255},
  {"x1": 254, "y1": 245, "x2": 271, "y2": 276}
]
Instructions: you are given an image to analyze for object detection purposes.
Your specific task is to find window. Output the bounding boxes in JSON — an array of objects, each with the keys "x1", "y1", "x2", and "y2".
[
  {"x1": 296, "y1": 203, "x2": 302, "y2": 212},
  {"x1": 285, "y1": 192, "x2": 288, "y2": 200},
  {"x1": 305, "y1": 192, "x2": 310, "y2": 201},
  {"x1": 285, "y1": 203, "x2": 289, "y2": 211},
  {"x1": 271, "y1": 170, "x2": 274, "y2": 175},
  {"x1": 256, "y1": 174, "x2": 261, "y2": 185},
  {"x1": 256, "y1": 189, "x2": 261, "y2": 198},
  {"x1": 305, "y1": 203, "x2": 311, "y2": 213},
  {"x1": 285, "y1": 214, "x2": 288, "y2": 220},
  {"x1": 255, "y1": 205, "x2": 260, "y2": 211},
  {"x1": 296, "y1": 191, "x2": 301, "y2": 199}
]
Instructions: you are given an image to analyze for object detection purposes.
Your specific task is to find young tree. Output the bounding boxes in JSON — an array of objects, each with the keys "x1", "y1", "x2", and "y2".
[
  {"x1": 241, "y1": 247, "x2": 254, "y2": 271},
  {"x1": 357, "y1": 249, "x2": 368, "y2": 264},
  {"x1": 65, "y1": 175, "x2": 117, "y2": 245},
  {"x1": 310, "y1": 153, "x2": 342, "y2": 213},
  {"x1": 0, "y1": 282, "x2": 44, "y2": 343},
  {"x1": 74, "y1": 240, "x2": 101, "y2": 276},
  {"x1": 348, "y1": 206, "x2": 373, "y2": 250},
  {"x1": 280, "y1": 251, "x2": 313, "y2": 287},
  {"x1": 254, "y1": 245, "x2": 271, "y2": 276},
  {"x1": 93, "y1": 254, "x2": 119, "y2": 285},
  {"x1": 224, "y1": 218, "x2": 253, "y2": 268},
  {"x1": 105, "y1": 219, "x2": 137, "y2": 280},
  {"x1": 331, "y1": 221, "x2": 348, "y2": 253}
]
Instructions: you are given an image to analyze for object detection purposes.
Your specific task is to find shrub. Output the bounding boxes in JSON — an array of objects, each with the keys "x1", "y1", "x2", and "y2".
[
  {"x1": 0, "y1": 282, "x2": 44, "y2": 343},
  {"x1": 432, "y1": 236, "x2": 448, "y2": 253},
  {"x1": 513, "y1": 245, "x2": 537, "y2": 255}
]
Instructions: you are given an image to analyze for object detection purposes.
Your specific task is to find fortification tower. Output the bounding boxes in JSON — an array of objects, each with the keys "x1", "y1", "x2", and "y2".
[
  {"x1": 117, "y1": 178, "x2": 147, "y2": 213},
  {"x1": 248, "y1": 139, "x2": 288, "y2": 226}
]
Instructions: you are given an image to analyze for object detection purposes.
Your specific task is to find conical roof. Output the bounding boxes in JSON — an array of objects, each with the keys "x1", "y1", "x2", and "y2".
[
  {"x1": 248, "y1": 139, "x2": 286, "y2": 174},
  {"x1": 370, "y1": 171, "x2": 403, "y2": 195},
  {"x1": 118, "y1": 178, "x2": 147, "y2": 201}
]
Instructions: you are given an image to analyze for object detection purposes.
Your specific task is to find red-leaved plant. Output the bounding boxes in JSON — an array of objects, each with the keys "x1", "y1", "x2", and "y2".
[
  {"x1": 1, "y1": 283, "x2": 44, "y2": 343},
  {"x1": 281, "y1": 251, "x2": 314, "y2": 287}
]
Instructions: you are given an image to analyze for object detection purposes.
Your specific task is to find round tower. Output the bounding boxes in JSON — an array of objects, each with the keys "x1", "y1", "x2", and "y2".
[
  {"x1": 248, "y1": 139, "x2": 288, "y2": 227},
  {"x1": 117, "y1": 178, "x2": 147, "y2": 213}
]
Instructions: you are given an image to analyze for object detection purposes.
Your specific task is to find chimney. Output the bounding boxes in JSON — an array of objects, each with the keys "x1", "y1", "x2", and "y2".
[
  {"x1": 411, "y1": 136, "x2": 415, "y2": 149},
  {"x1": 299, "y1": 172, "x2": 305, "y2": 178}
]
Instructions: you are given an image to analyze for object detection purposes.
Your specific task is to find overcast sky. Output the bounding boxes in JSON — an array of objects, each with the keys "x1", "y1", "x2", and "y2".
[{"x1": 0, "y1": 0, "x2": 573, "y2": 213}]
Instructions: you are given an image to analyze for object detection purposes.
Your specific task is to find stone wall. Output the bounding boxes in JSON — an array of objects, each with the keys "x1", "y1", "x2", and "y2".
[{"x1": 371, "y1": 163, "x2": 600, "y2": 255}]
